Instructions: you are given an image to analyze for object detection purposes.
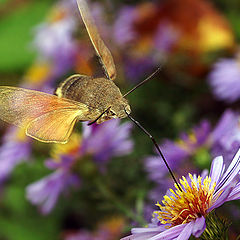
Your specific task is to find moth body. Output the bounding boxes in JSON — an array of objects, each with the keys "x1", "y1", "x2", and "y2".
[{"x1": 55, "y1": 74, "x2": 131, "y2": 123}]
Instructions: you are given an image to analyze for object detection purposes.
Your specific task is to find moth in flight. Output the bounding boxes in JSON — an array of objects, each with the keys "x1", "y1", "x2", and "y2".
[
  {"x1": 0, "y1": 0, "x2": 131, "y2": 144},
  {"x1": 0, "y1": 0, "x2": 180, "y2": 188}
]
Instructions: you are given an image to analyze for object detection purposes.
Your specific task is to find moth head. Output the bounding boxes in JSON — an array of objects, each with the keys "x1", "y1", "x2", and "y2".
[
  {"x1": 95, "y1": 99, "x2": 131, "y2": 124},
  {"x1": 109, "y1": 98, "x2": 131, "y2": 119}
]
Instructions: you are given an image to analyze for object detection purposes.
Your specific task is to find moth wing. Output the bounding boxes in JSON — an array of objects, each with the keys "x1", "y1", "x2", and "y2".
[
  {"x1": 76, "y1": 0, "x2": 117, "y2": 81},
  {"x1": 0, "y1": 86, "x2": 90, "y2": 143},
  {"x1": 26, "y1": 109, "x2": 81, "y2": 143}
]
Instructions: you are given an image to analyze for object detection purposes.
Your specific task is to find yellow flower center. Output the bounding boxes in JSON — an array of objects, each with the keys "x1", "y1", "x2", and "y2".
[
  {"x1": 177, "y1": 133, "x2": 197, "y2": 152},
  {"x1": 154, "y1": 174, "x2": 216, "y2": 226},
  {"x1": 51, "y1": 133, "x2": 81, "y2": 161}
]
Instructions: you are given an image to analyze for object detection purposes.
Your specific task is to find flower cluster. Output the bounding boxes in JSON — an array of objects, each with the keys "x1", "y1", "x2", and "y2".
[
  {"x1": 123, "y1": 149, "x2": 240, "y2": 240},
  {"x1": 26, "y1": 119, "x2": 133, "y2": 214}
]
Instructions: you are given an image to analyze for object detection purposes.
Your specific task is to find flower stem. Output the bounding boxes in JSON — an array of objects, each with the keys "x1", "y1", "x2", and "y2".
[{"x1": 94, "y1": 178, "x2": 146, "y2": 226}]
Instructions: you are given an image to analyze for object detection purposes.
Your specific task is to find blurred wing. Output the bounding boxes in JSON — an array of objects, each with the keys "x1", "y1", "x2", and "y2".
[
  {"x1": 0, "y1": 86, "x2": 90, "y2": 143},
  {"x1": 76, "y1": 0, "x2": 117, "y2": 80}
]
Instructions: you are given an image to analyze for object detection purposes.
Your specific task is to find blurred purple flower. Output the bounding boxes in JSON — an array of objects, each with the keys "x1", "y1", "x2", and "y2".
[
  {"x1": 122, "y1": 148, "x2": 240, "y2": 240},
  {"x1": 26, "y1": 168, "x2": 80, "y2": 214},
  {"x1": 124, "y1": 56, "x2": 155, "y2": 83},
  {"x1": 154, "y1": 23, "x2": 179, "y2": 53},
  {"x1": 81, "y1": 119, "x2": 133, "y2": 164},
  {"x1": 32, "y1": 6, "x2": 77, "y2": 75},
  {"x1": 26, "y1": 119, "x2": 133, "y2": 213},
  {"x1": 90, "y1": 2, "x2": 111, "y2": 42},
  {"x1": 0, "y1": 127, "x2": 32, "y2": 183},
  {"x1": 145, "y1": 120, "x2": 211, "y2": 184},
  {"x1": 208, "y1": 58, "x2": 240, "y2": 103},
  {"x1": 211, "y1": 110, "x2": 240, "y2": 163},
  {"x1": 114, "y1": 6, "x2": 138, "y2": 46}
]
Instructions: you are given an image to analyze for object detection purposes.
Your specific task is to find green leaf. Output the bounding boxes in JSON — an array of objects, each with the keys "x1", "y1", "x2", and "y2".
[{"x1": 0, "y1": 0, "x2": 54, "y2": 72}]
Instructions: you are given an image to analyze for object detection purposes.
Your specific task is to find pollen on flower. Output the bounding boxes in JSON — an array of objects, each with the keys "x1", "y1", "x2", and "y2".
[
  {"x1": 51, "y1": 133, "x2": 81, "y2": 161},
  {"x1": 176, "y1": 132, "x2": 197, "y2": 152},
  {"x1": 154, "y1": 174, "x2": 216, "y2": 226}
]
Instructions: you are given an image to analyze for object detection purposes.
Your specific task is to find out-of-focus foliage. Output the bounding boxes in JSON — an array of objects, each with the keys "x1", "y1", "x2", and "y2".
[
  {"x1": 0, "y1": 0, "x2": 56, "y2": 73},
  {"x1": 0, "y1": 0, "x2": 240, "y2": 239}
]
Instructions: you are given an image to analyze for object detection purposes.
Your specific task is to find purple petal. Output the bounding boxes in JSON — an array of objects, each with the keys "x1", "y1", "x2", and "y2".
[
  {"x1": 0, "y1": 138, "x2": 31, "y2": 182},
  {"x1": 154, "y1": 22, "x2": 179, "y2": 53},
  {"x1": 209, "y1": 156, "x2": 224, "y2": 188},
  {"x1": 145, "y1": 156, "x2": 168, "y2": 182},
  {"x1": 26, "y1": 170, "x2": 80, "y2": 214},
  {"x1": 121, "y1": 232, "x2": 157, "y2": 240},
  {"x1": 211, "y1": 110, "x2": 238, "y2": 142},
  {"x1": 192, "y1": 216, "x2": 206, "y2": 238},
  {"x1": 210, "y1": 184, "x2": 233, "y2": 211},
  {"x1": 208, "y1": 58, "x2": 240, "y2": 103},
  {"x1": 81, "y1": 119, "x2": 133, "y2": 162},
  {"x1": 113, "y1": 6, "x2": 137, "y2": 46},
  {"x1": 148, "y1": 224, "x2": 187, "y2": 240},
  {"x1": 132, "y1": 226, "x2": 166, "y2": 234},
  {"x1": 176, "y1": 222, "x2": 193, "y2": 240},
  {"x1": 215, "y1": 148, "x2": 240, "y2": 193},
  {"x1": 225, "y1": 182, "x2": 240, "y2": 201}
]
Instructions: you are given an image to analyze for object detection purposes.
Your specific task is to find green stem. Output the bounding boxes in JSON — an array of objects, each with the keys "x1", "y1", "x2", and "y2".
[{"x1": 94, "y1": 178, "x2": 146, "y2": 226}]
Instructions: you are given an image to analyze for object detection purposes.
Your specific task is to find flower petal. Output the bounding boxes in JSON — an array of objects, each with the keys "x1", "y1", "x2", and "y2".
[
  {"x1": 226, "y1": 182, "x2": 240, "y2": 201},
  {"x1": 210, "y1": 183, "x2": 233, "y2": 211},
  {"x1": 192, "y1": 216, "x2": 206, "y2": 238},
  {"x1": 121, "y1": 232, "x2": 158, "y2": 240},
  {"x1": 148, "y1": 224, "x2": 187, "y2": 240},
  {"x1": 215, "y1": 148, "x2": 240, "y2": 193},
  {"x1": 176, "y1": 222, "x2": 193, "y2": 240},
  {"x1": 132, "y1": 226, "x2": 166, "y2": 234},
  {"x1": 210, "y1": 156, "x2": 224, "y2": 188}
]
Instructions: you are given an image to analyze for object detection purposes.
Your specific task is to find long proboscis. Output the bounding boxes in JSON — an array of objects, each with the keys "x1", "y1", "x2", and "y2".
[{"x1": 125, "y1": 110, "x2": 182, "y2": 192}]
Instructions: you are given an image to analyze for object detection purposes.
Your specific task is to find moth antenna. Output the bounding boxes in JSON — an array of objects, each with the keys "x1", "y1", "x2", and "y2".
[
  {"x1": 88, "y1": 107, "x2": 111, "y2": 126},
  {"x1": 125, "y1": 110, "x2": 182, "y2": 192},
  {"x1": 123, "y1": 67, "x2": 162, "y2": 98}
]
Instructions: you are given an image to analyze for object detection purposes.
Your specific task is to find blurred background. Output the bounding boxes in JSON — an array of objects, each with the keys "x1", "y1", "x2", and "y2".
[{"x1": 0, "y1": 0, "x2": 240, "y2": 239}]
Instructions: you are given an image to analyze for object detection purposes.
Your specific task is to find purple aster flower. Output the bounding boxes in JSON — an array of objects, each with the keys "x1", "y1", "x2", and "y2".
[
  {"x1": 0, "y1": 127, "x2": 32, "y2": 183},
  {"x1": 124, "y1": 56, "x2": 155, "y2": 83},
  {"x1": 211, "y1": 110, "x2": 240, "y2": 163},
  {"x1": 26, "y1": 152, "x2": 80, "y2": 215},
  {"x1": 154, "y1": 22, "x2": 179, "y2": 53},
  {"x1": 26, "y1": 168, "x2": 80, "y2": 214},
  {"x1": 145, "y1": 120, "x2": 211, "y2": 183},
  {"x1": 32, "y1": 5, "x2": 77, "y2": 75},
  {"x1": 81, "y1": 119, "x2": 133, "y2": 164},
  {"x1": 208, "y1": 57, "x2": 240, "y2": 103},
  {"x1": 122, "y1": 148, "x2": 240, "y2": 240},
  {"x1": 26, "y1": 119, "x2": 133, "y2": 213},
  {"x1": 26, "y1": 134, "x2": 81, "y2": 214},
  {"x1": 113, "y1": 6, "x2": 138, "y2": 46}
]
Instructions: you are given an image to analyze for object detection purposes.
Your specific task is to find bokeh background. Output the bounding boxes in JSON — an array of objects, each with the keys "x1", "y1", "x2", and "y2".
[{"x1": 0, "y1": 0, "x2": 240, "y2": 239}]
